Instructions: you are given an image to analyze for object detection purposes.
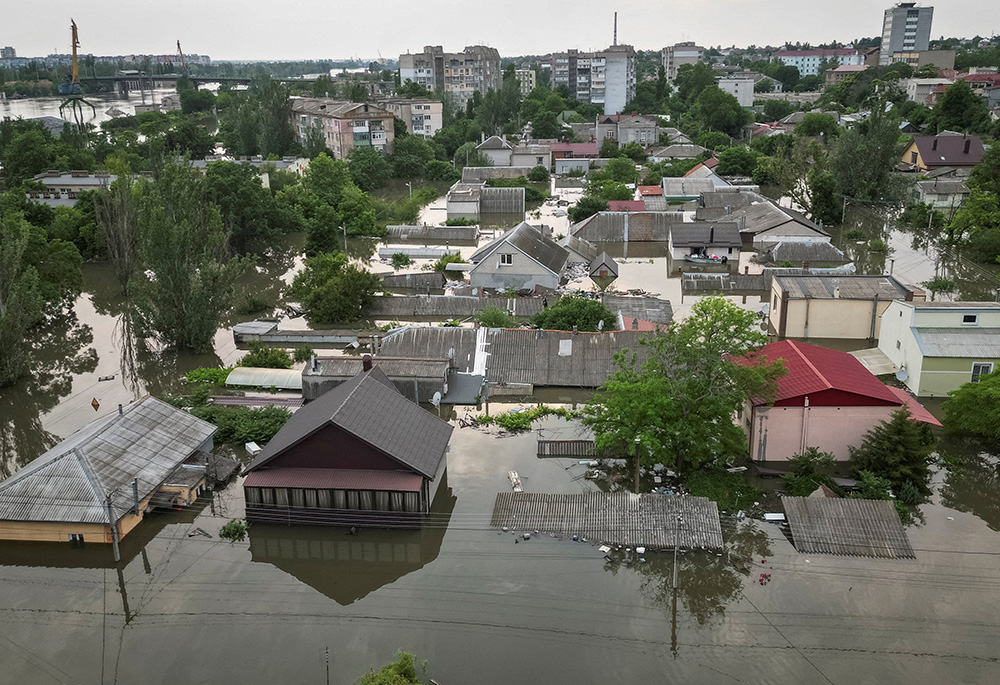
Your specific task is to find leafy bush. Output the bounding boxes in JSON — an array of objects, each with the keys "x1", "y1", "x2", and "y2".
[
  {"x1": 185, "y1": 366, "x2": 234, "y2": 385},
  {"x1": 287, "y1": 252, "x2": 382, "y2": 325},
  {"x1": 922, "y1": 277, "x2": 955, "y2": 295},
  {"x1": 358, "y1": 650, "x2": 425, "y2": 685},
  {"x1": 867, "y1": 238, "x2": 891, "y2": 254},
  {"x1": 475, "y1": 406, "x2": 575, "y2": 433},
  {"x1": 239, "y1": 342, "x2": 293, "y2": 369},
  {"x1": 444, "y1": 217, "x2": 477, "y2": 226},
  {"x1": 292, "y1": 346, "x2": 314, "y2": 363},
  {"x1": 189, "y1": 405, "x2": 292, "y2": 445},
  {"x1": 843, "y1": 228, "x2": 867, "y2": 241},
  {"x1": 531, "y1": 296, "x2": 615, "y2": 332},
  {"x1": 781, "y1": 447, "x2": 837, "y2": 497},
  {"x1": 476, "y1": 306, "x2": 515, "y2": 328},
  {"x1": 237, "y1": 296, "x2": 272, "y2": 315},
  {"x1": 219, "y1": 518, "x2": 250, "y2": 543},
  {"x1": 527, "y1": 165, "x2": 550, "y2": 182},
  {"x1": 686, "y1": 468, "x2": 764, "y2": 512},
  {"x1": 391, "y1": 252, "x2": 413, "y2": 269},
  {"x1": 432, "y1": 252, "x2": 464, "y2": 273}
]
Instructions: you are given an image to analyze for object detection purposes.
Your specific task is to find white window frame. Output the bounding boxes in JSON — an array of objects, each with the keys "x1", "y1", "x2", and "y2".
[
  {"x1": 499, "y1": 253, "x2": 514, "y2": 266},
  {"x1": 961, "y1": 313, "x2": 979, "y2": 325},
  {"x1": 972, "y1": 362, "x2": 993, "y2": 383}
]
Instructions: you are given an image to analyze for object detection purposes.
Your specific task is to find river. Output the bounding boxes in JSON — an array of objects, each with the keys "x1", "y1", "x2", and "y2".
[
  {"x1": 1, "y1": 88, "x2": 179, "y2": 127},
  {"x1": 1, "y1": 178, "x2": 1000, "y2": 682}
]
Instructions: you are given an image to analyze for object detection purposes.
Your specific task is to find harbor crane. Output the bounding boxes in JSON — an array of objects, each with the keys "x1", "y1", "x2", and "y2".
[
  {"x1": 176, "y1": 40, "x2": 190, "y2": 74},
  {"x1": 57, "y1": 19, "x2": 96, "y2": 127}
]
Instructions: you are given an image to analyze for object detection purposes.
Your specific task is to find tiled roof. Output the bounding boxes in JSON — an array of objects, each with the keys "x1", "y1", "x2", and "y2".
[
  {"x1": 740, "y1": 340, "x2": 901, "y2": 405},
  {"x1": 550, "y1": 142, "x2": 599, "y2": 155},
  {"x1": 246, "y1": 367, "x2": 452, "y2": 479},
  {"x1": 607, "y1": 200, "x2": 647, "y2": 211},
  {"x1": 637, "y1": 185, "x2": 664, "y2": 195},
  {"x1": 912, "y1": 136, "x2": 985, "y2": 166}
]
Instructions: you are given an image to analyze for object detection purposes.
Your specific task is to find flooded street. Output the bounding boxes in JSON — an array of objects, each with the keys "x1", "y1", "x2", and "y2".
[
  {"x1": 2, "y1": 193, "x2": 1000, "y2": 682},
  {"x1": 1, "y1": 415, "x2": 1000, "y2": 683}
]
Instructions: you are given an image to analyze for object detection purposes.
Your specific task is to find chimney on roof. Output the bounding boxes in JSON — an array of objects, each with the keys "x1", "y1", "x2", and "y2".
[
  {"x1": 932, "y1": 138, "x2": 937, "y2": 150},
  {"x1": 710, "y1": 227, "x2": 715, "y2": 244},
  {"x1": 310, "y1": 353, "x2": 318, "y2": 372},
  {"x1": 118, "y1": 404, "x2": 123, "y2": 416},
  {"x1": 964, "y1": 139, "x2": 971, "y2": 154},
  {"x1": 632, "y1": 317, "x2": 638, "y2": 330},
  {"x1": 362, "y1": 354, "x2": 373, "y2": 372}
]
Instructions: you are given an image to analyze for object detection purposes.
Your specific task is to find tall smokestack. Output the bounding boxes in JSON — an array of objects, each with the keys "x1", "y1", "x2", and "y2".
[{"x1": 613, "y1": 12, "x2": 618, "y2": 46}]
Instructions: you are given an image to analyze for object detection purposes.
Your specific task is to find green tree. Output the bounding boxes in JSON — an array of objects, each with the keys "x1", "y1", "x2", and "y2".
[
  {"x1": 849, "y1": 406, "x2": 936, "y2": 496},
  {"x1": 715, "y1": 146, "x2": 759, "y2": 176},
  {"x1": 599, "y1": 138, "x2": 621, "y2": 158},
  {"x1": 424, "y1": 160, "x2": 460, "y2": 182},
  {"x1": 694, "y1": 130, "x2": 731, "y2": 151},
  {"x1": 475, "y1": 306, "x2": 515, "y2": 328},
  {"x1": 453, "y1": 141, "x2": 493, "y2": 168},
  {"x1": 93, "y1": 174, "x2": 141, "y2": 294},
  {"x1": 581, "y1": 296, "x2": 786, "y2": 477},
  {"x1": 943, "y1": 369, "x2": 1000, "y2": 439},
  {"x1": 927, "y1": 80, "x2": 990, "y2": 134},
  {"x1": 304, "y1": 153, "x2": 353, "y2": 206},
  {"x1": 782, "y1": 447, "x2": 836, "y2": 496},
  {"x1": 762, "y1": 100, "x2": 796, "y2": 122},
  {"x1": 287, "y1": 252, "x2": 381, "y2": 325},
  {"x1": 164, "y1": 120, "x2": 216, "y2": 158},
  {"x1": 795, "y1": 113, "x2": 840, "y2": 138},
  {"x1": 203, "y1": 161, "x2": 281, "y2": 254},
  {"x1": 774, "y1": 65, "x2": 801, "y2": 91},
  {"x1": 358, "y1": 651, "x2": 425, "y2": 685},
  {"x1": 391, "y1": 135, "x2": 435, "y2": 178},
  {"x1": 690, "y1": 86, "x2": 751, "y2": 138},
  {"x1": 130, "y1": 161, "x2": 246, "y2": 352},
  {"x1": 531, "y1": 296, "x2": 615, "y2": 332},
  {"x1": 179, "y1": 88, "x2": 215, "y2": 114},
  {"x1": 0, "y1": 213, "x2": 45, "y2": 386},
  {"x1": 348, "y1": 146, "x2": 391, "y2": 191},
  {"x1": 568, "y1": 196, "x2": 609, "y2": 223},
  {"x1": 603, "y1": 157, "x2": 639, "y2": 184},
  {"x1": 829, "y1": 100, "x2": 910, "y2": 204},
  {"x1": 675, "y1": 62, "x2": 717, "y2": 103},
  {"x1": 527, "y1": 165, "x2": 550, "y2": 183},
  {"x1": 530, "y1": 110, "x2": 565, "y2": 140},
  {"x1": 302, "y1": 121, "x2": 329, "y2": 159}
]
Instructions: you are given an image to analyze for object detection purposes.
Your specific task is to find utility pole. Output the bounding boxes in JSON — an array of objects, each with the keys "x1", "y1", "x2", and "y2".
[
  {"x1": 106, "y1": 494, "x2": 120, "y2": 563},
  {"x1": 633, "y1": 437, "x2": 641, "y2": 492},
  {"x1": 672, "y1": 513, "x2": 683, "y2": 590}
]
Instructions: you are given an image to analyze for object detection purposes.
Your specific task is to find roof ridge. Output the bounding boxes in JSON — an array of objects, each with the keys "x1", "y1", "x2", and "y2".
[
  {"x1": 787, "y1": 341, "x2": 833, "y2": 391},
  {"x1": 74, "y1": 447, "x2": 112, "y2": 521}
]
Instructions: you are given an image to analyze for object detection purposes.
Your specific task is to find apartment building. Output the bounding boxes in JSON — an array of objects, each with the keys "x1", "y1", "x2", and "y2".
[
  {"x1": 515, "y1": 69, "x2": 536, "y2": 97},
  {"x1": 374, "y1": 97, "x2": 442, "y2": 138},
  {"x1": 716, "y1": 76, "x2": 754, "y2": 107},
  {"x1": 289, "y1": 98, "x2": 395, "y2": 160},
  {"x1": 398, "y1": 45, "x2": 502, "y2": 109},
  {"x1": 775, "y1": 49, "x2": 863, "y2": 76},
  {"x1": 661, "y1": 42, "x2": 704, "y2": 82},
  {"x1": 550, "y1": 45, "x2": 636, "y2": 115},
  {"x1": 880, "y1": 3, "x2": 934, "y2": 65}
]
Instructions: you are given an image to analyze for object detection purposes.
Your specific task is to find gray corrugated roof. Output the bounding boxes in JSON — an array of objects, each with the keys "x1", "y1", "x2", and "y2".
[
  {"x1": 306, "y1": 357, "x2": 450, "y2": 379},
  {"x1": 0, "y1": 397, "x2": 216, "y2": 524},
  {"x1": 661, "y1": 177, "x2": 716, "y2": 196},
  {"x1": 670, "y1": 222, "x2": 742, "y2": 248},
  {"x1": 562, "y1": 233, "x2": 600, "y2": 263},
  {"x1": 912, "y1": 328, "x2": 1000, "y2": 358},
  {"x1": 469, "y1": 222, "x2": 569, "y2": 276},
  {"x1": 590, "y1": 252, "x2": 618, "y2": 277},
  {"x1": 774, "y1": 274, "x2": 911, "y2": 300},
  {"x1": 783, "y1": 496, "x2": 914, "y2": 559},
  {"x1": 652, "y1": 144, "x2": 708, "y2": 159},
  {"x1": 602, "y1": 296, "x2": 673, "y2": 324},
  {"x1": 225, "y1": 367, "x2": 303, "y2": 390},
  {"x1": 246, "y1": 367, "x2": 452, "y2": 479},
  {"x1": 570, "y1": 211, "x2": 682, "y2": 242},
  {"x1": 385, "y1": 226, "x2": 478, "y2": 241},
  {"x1": 700, "y1": 190, "x2": 757, "y2": 209},
  {"x1": 377, "y1": 327, "x2": 479, "y2": 373},
  {"x1": 915, "y1": 179, "x2": 970, "y2": 195},
  {"x1": 765, "y1": 241, "x2": 847, "y2": 264}
]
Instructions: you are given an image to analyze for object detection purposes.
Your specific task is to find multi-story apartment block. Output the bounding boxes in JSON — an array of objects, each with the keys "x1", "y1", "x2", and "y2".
[
  {"x1": 775, "y1": 49, "x2": 863, "y2": 76},
  {"x1": 1, "y1": 47, "x2": 15, "y2": 59},
  {"x1": 661, "y1": 42, "x2": 704, "y2": 82},
  {"x1": 289, "y1": 98, "x2": 395, "y2": 160},
  {"x1": 398, "y1": 45, "x2": 502, "y2": 110},
  {"x1": 716, "y1": 76, "x2": 755, "y2": 107},
  {"x1": 374, "y1": 97, "x2": 442, "y2": 138},
  {"x1": 550, "y1": 45, "x2": 636, "y2": 116},
  {"x1": 515, "y1": 69, "x2": 536, "y2": 97},
  {"x1": 880, "y1": 3, "x2": 934, "y2": 65}
]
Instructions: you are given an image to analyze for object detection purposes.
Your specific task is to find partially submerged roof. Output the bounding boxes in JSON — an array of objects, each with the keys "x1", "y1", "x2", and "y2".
[
  {"x1": 0, "y1": 397, "x2": 216, "y2": 524},
  {"x1": 670, "y1": 222, "x2": 742, "y2": 248},
  {"x1": 773, "y1": 274, "x2": 911, "y2": 300},
  {"x1": 246, "y1": 367, "x2": 453, "y2": 479},
  {"x1": 469, "y1": 222, "x2": 569, "y2": 276},
  {"x1": 305, "y1": 357, "x2": 450, "y2": 379},
  {"x1": 561, "y1": 233, "x2": 600, "y2": 263},
  {"x1": 763, "y1": 241, "x2": 848, "y2": 264},
  {"x1": 590, "y1": 252, "x2": 618, "y2": 277},
  {"x1": 226, "y1": 367, "x2": 303, "y2": 390},
  {"x1": 782, "y1": 496, "x2": 915, "y2": 559}
]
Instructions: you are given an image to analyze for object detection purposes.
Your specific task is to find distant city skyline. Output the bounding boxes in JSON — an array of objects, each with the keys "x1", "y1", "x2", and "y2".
[{"x1": 2, "y1": 1, "x2": 996, "y2": 62}]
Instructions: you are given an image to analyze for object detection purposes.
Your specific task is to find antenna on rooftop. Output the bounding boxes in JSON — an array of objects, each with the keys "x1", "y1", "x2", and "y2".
[{"x1": 613, "y1": 12, "x2": 618, "y2": 46}]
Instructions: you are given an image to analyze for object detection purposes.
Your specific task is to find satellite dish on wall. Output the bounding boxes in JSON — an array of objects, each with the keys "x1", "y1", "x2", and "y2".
[
  {"x1": 430, "y1": 391, "x2": 442, "y2": 407},
  {"x1": 760, "y1": 303, "x2": 770, "y2": 316},
  {"x1": 895, "y1": 368, "x2": 909, "y2": 382}
]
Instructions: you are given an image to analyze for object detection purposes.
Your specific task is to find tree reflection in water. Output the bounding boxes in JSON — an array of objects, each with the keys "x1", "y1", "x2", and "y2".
[
  {"x1": 0, "y1": 313, "x2": 98, "y2": 477},
  {"x1": 602, "y1": 520, "x2": 772, "y2": 627},
  {"x1": 939, "y1": 440, "x2": 1000, "y2": 532}
]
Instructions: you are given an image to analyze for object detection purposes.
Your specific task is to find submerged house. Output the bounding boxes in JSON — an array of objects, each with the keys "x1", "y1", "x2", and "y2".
[
  {"x1": 468, "y1": 221, "x2": 569, "y2": 291},
  {"x1": 0, "y1": 396, "x2": 216, "y2": 544},
  {"x1": 243, "y1": 364, "x2": 452, "y2": 527},
  {"x1": 667, "y1": 223, "x2": 741, "y2": 261},
  {"x1": 876, "y1": 301, "x2": 1000, "y2": 397},
  {"x1": 737, "y1": 340, "x2": 940, "y2": 462}
]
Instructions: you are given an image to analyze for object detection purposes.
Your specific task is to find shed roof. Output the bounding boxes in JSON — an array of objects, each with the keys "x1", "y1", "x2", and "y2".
[
  {"x1": 773, "y1": 274, "x2": 911, "y2": 300},
  {"x1": 661, "y1": 177, "x2": 716, "y2": 197},
  {"x1": 764, "y1": 241, "x2": 848, "y2": 264},
  {"x1": 0, "y1": 397, "x2": 216, "y2": 524},
  {"x1": 637, "y1": 185, "x2": 663, "y2": 196},
  {"x1": 782, "y1": 496, "x2": 915, "y2": 559},
  {"x1": 306, "y1": 357, "x2": 450, "y2": 379},
  {"x1": 246, "y1": 367, "x2": 452, "y2": 479},
  {"x1": 590, "y1": 252, "x2": 618, "y2": 277},
  {"x1": 911, "y1": 328, "x2": 1000, "y2": 358},
  {"x1": 740, "y1": 340, "x2": 902, "y2": 406},
  {"x1": 226, "y1": 367, "x2": 303, "y2": 390},
  {"x1": 670, "y1": 222, "x2": 742, "y2": 248},
  {"x1": 469, "y1": 222, "x2": 569, "y2": 276}
]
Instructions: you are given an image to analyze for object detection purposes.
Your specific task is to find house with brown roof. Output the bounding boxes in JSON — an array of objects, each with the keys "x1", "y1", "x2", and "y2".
[
  {"x1": 243, "y1": 363, "x2": 453, "y2": 527},
  {"x1": 901, "y1": 135, "x2": 985, "y2": 171},
  {"x1": 736, "y1": 340, "x2": 939, "y2": 462}
]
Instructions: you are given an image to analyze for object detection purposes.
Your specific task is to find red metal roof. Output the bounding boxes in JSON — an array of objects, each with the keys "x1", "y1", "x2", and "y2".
[
  {"x1": 607, "y1": 200, "x2": 646, "y2": 211},
  {"x1": 739, "y1": 340, "x2": 901, "y2": 406},
  {"x1": 886, "y1": 387, "x2": 942, "y2": 426},
  {"x1": 244, "y1": 468, "x2": 423, "y2": 492},
  {"x1": 550, "y1": 142, "x2": 599, "y2": 155},
  {"x1": 637, "y1": 185, "x2": 663, "y2": 196},
  {"x1": 703, "y1": 157, "x2": 719, "y2": 169},
  {"x1": 618, "y1": 316, "x2": 659, "y2": 332}
]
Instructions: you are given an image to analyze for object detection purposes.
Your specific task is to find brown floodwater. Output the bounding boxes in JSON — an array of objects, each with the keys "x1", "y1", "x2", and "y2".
[{"x1": 2, "y1": 212, "x2": 1000, "y2": 683}]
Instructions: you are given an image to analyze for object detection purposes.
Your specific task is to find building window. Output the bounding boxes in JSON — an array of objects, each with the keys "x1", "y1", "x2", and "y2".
[
  {"x1": 962, "y1": 314, "x2": 979, "y2": 325},
  {"x1": 68, "y1": 534, "x2": 84, "y2": 544},
  {"x1": 972, "y1": 362, "x2": 993, "y2": 382},
  {"x1": 500, "y1": 253, "x2": 513, "y2": 266},
  {"x1": 773, "y1": 294, "x2": 778, "y2": 310},
  {"x1": 896, "y1": 340, "x2": 901, "y2": 349},
  {"x1": 910, "y1": 151, "x2": 918, "y2": 164}
]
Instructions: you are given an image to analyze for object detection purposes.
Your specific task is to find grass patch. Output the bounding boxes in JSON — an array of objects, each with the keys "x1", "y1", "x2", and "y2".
[{"x1": 686, "y1": 467, "x2": 763, "y2": 512}]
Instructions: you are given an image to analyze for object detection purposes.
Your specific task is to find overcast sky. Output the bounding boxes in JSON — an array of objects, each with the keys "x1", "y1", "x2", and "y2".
[{"x1": 4, "y1": 1, "x2": 996, "y2": 61}]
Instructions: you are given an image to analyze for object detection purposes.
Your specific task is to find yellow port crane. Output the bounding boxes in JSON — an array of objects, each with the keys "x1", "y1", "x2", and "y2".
[{"x1": 58, "y1": 19, "x2": 96, "y2": 127}]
